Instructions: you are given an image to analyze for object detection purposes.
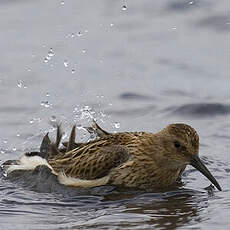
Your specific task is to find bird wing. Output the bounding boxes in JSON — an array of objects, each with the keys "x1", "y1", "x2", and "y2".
[
  {"x1": 61, "y1": 121, "x2": 111, "y2": 152},
  {"x1": 48, "y1": 142, "x2": 130, "y2": 180}
]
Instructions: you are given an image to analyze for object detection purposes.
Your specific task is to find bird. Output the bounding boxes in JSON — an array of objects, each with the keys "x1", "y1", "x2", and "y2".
[{"x1": 2, "y1": 121, "x2": 222, "y2": 191}]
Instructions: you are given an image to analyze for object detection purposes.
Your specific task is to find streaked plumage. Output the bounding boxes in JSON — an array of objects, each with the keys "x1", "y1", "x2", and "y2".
[{"x1": 2, "y1": 121, "x2": 222, "y2": 191}]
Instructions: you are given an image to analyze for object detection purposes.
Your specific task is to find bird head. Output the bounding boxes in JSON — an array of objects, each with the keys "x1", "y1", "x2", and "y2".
[{"x1": 159, "y1": 123, "x2": 221, "y2": 191}]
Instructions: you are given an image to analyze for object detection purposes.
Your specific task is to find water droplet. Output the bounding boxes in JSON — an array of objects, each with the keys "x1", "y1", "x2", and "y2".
[
  {"x1": 100, "y1": 111, "x2": 106, "y2": 117},
  {"x1": 29, "y1": 119, "x2": 35, "y2": 124},
  {"x1": 48, "y1": 48, "x2": 55, "y2": 57},
  {"x1": 44, "y1": 57, "x2": 50, "y2": 63},
  {"x1": 17, "y1": 80, "x2": 23, "y2": 88},
  {"x1": 27, "y1": 68, "x2": 31, "y2": 72},
  {"x1": 114, "y1": 122, "x2": 120, "y2": 129},
  {"x1": 82, "y1": 49, "x2": 86, "y2": 54},
  {"x1": 96, "y1": 94, "x2": 104, "y2": 98},
  {"x1": 50, "y1": 115, "x2": 57, "y2": 122},
  {"x1": 41, "y1": 101, "x2": 52, "y2": 108},
  {"x1": 172, "y1": 26, "x2": 177, "y2": 30},
  {"x1": 64, "y1": 60, "x2": 69, "y2": 67},
  {"x1": 77, "y1": 32, "x2": 83, "y2": 37},
  {"x1": 122, "y1": 5, "x2": 127, "y2": 11},
  {"x1": 16, "y1": 133, "x2": 20, "y2": 137},
  {"x1": 110, "y1": 23, "x2": 114, "y2": 27},
  {"x1": 189, "y1": 1, "x2": 194, "y2": 5},
  {"x1": 76, "y1": 124, "x2": 83, "y2": 130},
  {"x1": 29, "y1": 117, "x2": 42, "y2": 124},
  {"x1": 46, "y1": 92, "x2": 50, "y2": 97},
  {"x1": 71, "y1": 33, "x2": 75, "y2": 38},
  {"x1": 0, "y1": 150, "x2": 5, "y2": 154},
  {"x1": 3, "y1": 139, "x2": 7, "y2": 144},
  {"x1": 73, "y1": 106, "x2": 79, "y2": 113},
  {"x1": 12, "y1": 147, "x2": 17, "y2": 151},
  {"x1": 78, "y1": 105, "x2": 95, "y2": 120},
  {"x1": 44, "y1": 48, "x2": 54, "y2": 63},
  {"x1": 60, "y1": 1, "x2": 65, "y2": 5},
  {"x1": 71, "y1": 69, "x2": 75, "y2": 74},
  {"x1": 17, "y1": 80, "x2": 27, "y2": 88}
]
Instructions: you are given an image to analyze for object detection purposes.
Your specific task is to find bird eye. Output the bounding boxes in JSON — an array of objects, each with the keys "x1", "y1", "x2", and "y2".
[{"x1": 174, "y1": 141, "x2": 181, "y2": 148}]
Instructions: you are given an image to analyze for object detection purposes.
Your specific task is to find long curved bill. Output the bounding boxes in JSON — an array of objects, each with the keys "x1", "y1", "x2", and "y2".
[{"x1": 190, "y1": 155, "x2": 222, "y2": 191}]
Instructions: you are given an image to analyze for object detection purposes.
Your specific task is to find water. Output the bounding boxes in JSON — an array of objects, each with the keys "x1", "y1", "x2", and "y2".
[{"x1": 0, "y1": 0, "x2": 230, "y2": 229}]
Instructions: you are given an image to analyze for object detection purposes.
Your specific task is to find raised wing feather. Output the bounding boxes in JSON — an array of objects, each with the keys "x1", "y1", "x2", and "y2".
[{"x1": 44, "y1": 123, "x2": 142, "y2": 181}]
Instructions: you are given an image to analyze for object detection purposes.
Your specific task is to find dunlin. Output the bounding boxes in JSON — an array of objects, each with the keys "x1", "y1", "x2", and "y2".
[{"x1": 3, "y1": 122, "x2": 222, "y2": 191}]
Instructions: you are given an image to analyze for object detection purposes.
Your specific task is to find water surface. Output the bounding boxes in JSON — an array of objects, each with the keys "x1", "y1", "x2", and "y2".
[{"x1": 0, "y1": 0, "x2": 230, "y2": 229}]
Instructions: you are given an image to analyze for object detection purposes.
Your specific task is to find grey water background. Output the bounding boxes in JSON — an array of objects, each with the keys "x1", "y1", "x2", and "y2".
[{"x1": 0, "y1": 0, "x2": 230, "y2": 229}]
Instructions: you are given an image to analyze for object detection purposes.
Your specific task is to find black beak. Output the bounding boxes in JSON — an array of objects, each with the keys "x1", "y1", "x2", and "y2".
[{"x1": 190, "y1": 155, "x2": 222, "y2": 191}]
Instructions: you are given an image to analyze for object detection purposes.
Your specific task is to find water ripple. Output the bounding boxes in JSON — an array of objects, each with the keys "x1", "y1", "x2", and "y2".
[{"x1": 168, "y1": 103, "x2": 230, "y2": 118}]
